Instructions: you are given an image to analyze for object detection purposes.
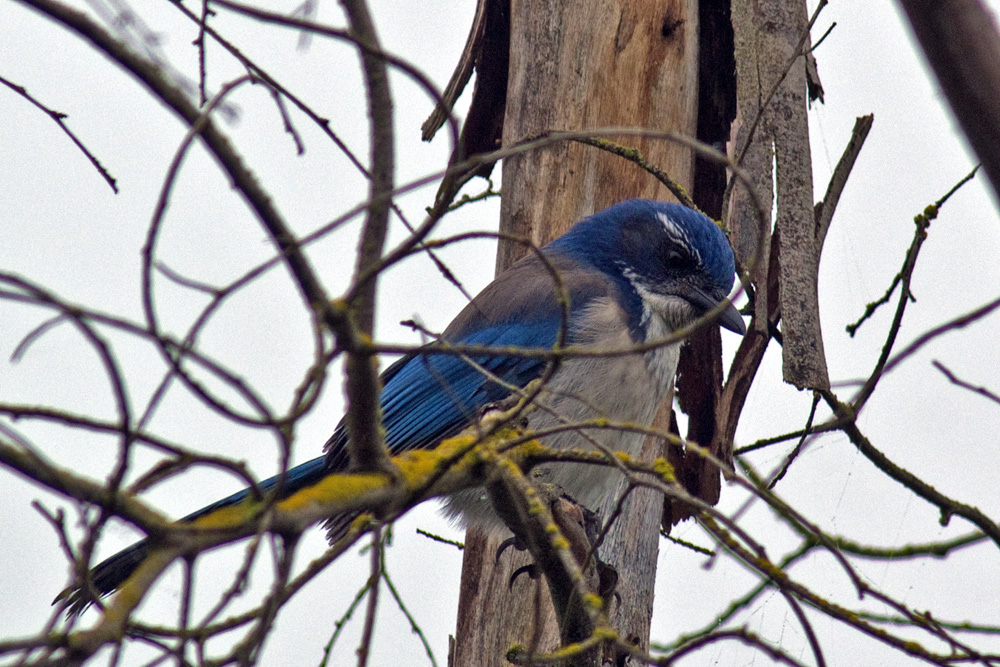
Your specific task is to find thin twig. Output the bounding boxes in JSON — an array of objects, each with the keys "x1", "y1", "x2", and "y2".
[
  {"x1": 768, "y1": 391, "x2": 820, "y2": 489},
  {"x1": 0, "y1": 73, "x2": 118, "y2": 192},
  {"x1": 415, "y1": 528, "x2": 464, "y2": 550},
  {"x1": 816, "y1": 114, "x2": 873, "y2": 254},
  {"x1": 267, "y1": 84, "x2": 304, "y2": 155},
  {"x1": 846, "y1": 166, "x2": 977, "y2": 340},
  {"x1": 823, "y1": 390, "x2": 1000, "y2": 550},
  {"x1": 853, "y1": 167, "x2": 981, "y2": 409},
  {"x1": 382, "y1": 559, "x2": 438, "y2": 667},
  {"x1": 932, "y1": 360, "x2": 1000, "y2": 407},
  {"x1": 571, "y1": 137, "x2": 695, "y2": 209},
  {"x1": 356, "y1": 526, "x2": 382, "y2": 667},
  {"x1": 196, "y1": 0, "x2": 210, "y2": 106}
]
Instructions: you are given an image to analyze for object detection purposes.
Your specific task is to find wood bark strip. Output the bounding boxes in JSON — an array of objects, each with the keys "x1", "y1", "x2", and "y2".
[{"x1": 728, "y1": 0, "x2": 828, "y2": 391}]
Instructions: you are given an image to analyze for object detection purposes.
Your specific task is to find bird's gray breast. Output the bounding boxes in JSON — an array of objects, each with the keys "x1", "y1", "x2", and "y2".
[{"x1": 442, "y1": 297, "x2": 680, "y2": 531}]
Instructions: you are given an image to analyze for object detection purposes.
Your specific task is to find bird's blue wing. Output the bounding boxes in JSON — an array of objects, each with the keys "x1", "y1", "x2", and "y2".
[
  {"x1": 323, "y1": 251, "x2": 615, "y2": 469},
  {"x1": 381, "y1": 322, "x2": 558, "y2": 451},
  {"x1": 323, "y1": 320, "x2": 561, "y2": 471}
]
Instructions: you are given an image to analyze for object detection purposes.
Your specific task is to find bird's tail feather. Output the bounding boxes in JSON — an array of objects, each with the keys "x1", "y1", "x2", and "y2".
[{"x1": 60, "y1": 455, "x2": 329, "y2": 616}]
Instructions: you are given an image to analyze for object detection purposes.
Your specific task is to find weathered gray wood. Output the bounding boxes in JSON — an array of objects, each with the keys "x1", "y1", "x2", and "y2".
[
  {"x1": 728, "y1": 0, "x2": 829, "y2": 391},
  {"x1": 728, "y1": 0, "x2": 774, "y2": 330},
  {"x1": 770, "y1": 0, "x2": 829, "y2": 391}
]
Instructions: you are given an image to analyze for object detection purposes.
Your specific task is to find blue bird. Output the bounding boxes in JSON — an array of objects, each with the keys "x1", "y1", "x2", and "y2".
[{"x1": 65, "y1": 199, "x2": 744, "y2": 613}]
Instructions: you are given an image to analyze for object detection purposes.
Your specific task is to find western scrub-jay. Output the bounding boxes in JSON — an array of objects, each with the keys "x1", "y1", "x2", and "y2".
[{"x1": 65, "y1": 198, "x2": 744, "y2": 612}]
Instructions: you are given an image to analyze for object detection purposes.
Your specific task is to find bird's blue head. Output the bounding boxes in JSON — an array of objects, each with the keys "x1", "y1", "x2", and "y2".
[{"x1": 547, "y1": 199, "x2": 745, "y2": 335}]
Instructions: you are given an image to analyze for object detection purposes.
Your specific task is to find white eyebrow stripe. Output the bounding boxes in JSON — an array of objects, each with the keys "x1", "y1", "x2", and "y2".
[{"x1": 656, "y1": 211, "x2": 702, "y2": 263}]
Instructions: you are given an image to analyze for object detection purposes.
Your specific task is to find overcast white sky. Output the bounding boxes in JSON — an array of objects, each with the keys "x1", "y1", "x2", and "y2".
[{"x1": 2, "y1": 1, "x2": 1000, "y2": 666}]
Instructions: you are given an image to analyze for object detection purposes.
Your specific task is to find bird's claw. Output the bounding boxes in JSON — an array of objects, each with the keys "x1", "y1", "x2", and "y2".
[
  {"x1": 508, "y1": 563, "x2": 540, "y2": 588},
  {"x1": 495, "y1": 535, "x2": 526, "y2": 564}
]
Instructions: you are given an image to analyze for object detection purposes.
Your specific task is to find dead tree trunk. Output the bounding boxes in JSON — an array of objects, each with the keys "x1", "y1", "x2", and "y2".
[{"x1": 451, "y1": 1, "x2": 703, "y2": 664}]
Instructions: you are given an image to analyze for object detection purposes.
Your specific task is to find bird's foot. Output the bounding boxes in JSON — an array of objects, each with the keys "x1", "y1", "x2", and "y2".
[
  {"x1": 508, "y1": 563, "x2": 541, "y2": 588},
  {"x1": 495, "y1": 534, "x2": 525, "y2": 564}
]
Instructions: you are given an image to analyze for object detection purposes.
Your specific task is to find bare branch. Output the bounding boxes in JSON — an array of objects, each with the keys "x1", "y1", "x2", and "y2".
[
  {"x1": 0, "y1": 73, "x2": 118, "y2": 193},
  {"x1": 853, "y1": 167, "x2": 981, "y2": 409},
  {"x1": 339, "y1": 0, "x2": 396, "y2": 473},
  {"x1": 932, "y1": 360, "x2": 1000, "y2": 406},
  {"x1": 815, "y1": 114, "x2": 873, "y2": 254},
  {"x1": 823, "y1": 390, "x2": 1000, "y2": 550}
]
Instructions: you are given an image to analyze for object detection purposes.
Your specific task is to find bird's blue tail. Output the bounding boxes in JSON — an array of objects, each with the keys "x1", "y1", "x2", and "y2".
[{"x1": 62, "y1": 455, "x2": 329, "y2": 615}]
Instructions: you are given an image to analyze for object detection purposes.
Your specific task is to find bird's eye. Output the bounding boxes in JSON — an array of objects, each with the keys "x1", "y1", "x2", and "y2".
[{"x1": 668, "y1": 249, "x2": 686, "y2": 263}]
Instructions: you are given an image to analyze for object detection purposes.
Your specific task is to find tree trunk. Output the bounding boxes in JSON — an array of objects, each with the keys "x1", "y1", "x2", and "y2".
[{"x1": 452, "y1": 1, "x2": 700, "y2": 664}]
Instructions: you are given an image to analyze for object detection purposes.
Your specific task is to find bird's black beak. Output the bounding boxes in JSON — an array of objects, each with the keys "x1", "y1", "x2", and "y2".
[{"x1": 684, "y1": 285, "x2": 746, "y2": 335}]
